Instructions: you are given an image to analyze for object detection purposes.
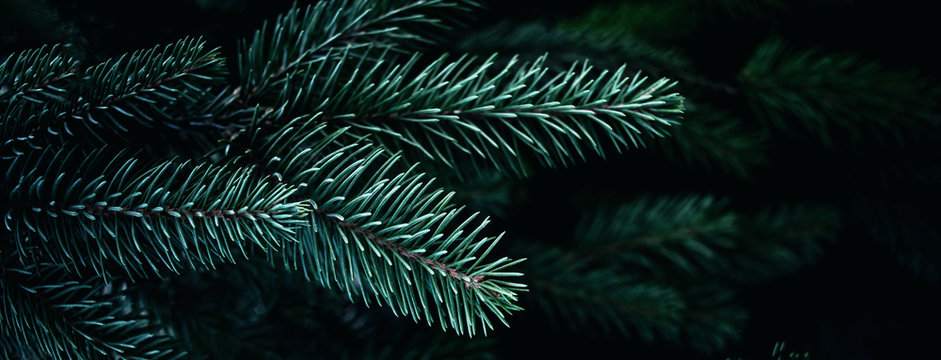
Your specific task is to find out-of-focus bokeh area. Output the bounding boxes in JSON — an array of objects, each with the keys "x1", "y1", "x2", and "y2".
[{"x1": 2, "y1": 0, "x2": 939, "y2": 359}]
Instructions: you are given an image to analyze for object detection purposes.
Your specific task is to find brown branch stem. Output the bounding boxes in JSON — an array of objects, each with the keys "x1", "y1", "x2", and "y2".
[
  {"x1": 310, "y1": 206, "x2": 485, "y2": 290},
  {"x1": 27, "y1": 202, "x2": 275, "y2": 221}
]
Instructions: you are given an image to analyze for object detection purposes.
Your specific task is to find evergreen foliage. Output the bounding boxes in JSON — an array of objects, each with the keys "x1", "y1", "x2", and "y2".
[
  {"x1": 2, "y1": 0, "x2": 938, "y2": 359},
  {"x1": 2, "y1": 247, "x2": 184, "y2": 360},
  {"x1": 4, "y1": 147, "x2": 308, "y2": 280},
  {"x1": 2, "y1": 0, "x2": 683, "y2": 356},
  {"x1": 1, "y1": 38, "x2": 227, "y2": 156},
  {"x1": 512, "y1": 195, "x2": 836, "y2": 354},
  {"x1": 740, "y1": 39, "x2": 937, "y2": 146}
]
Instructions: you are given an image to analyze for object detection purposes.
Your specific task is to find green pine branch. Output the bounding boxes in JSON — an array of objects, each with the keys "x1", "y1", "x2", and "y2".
[
  {"x1": 455, "y1": 23, "x2": 759, "y2": 177},
  {"x1": 521, "y1": 244, "x2": 745, "y2": 354},
  {"x1": 508, "y1": 193, "x2": 834, "y2": 352},
  {"x1": 0, "y1": 44, "x2": 79, "y2": 156},
  {"x1": 0, "y1": 44, "x2": 78, "y2": 109},
  {"x1": 2, "y1": 147, "x2": 309, "y2": 280},
  {"x1": 0, "y1": 0, "x2": 699, "y2": 345},
  {"x1": 525, "y1": 245, "x2": 685, "y2": 341},
  {"x1": 573, "y1": 195, "x2": 838, "y2": 283},
  {"x1": 1, "y1": 249, "x2": 185, "y2": 360},
  {"x1": 130, "y1": 258, "x2": 371, "y2": 359},
  {"x1": 732, "y1": 203, "x2": 840, "y2": 281},
  {"x1": 740, "y1": 39, "x2": 938, "y2": 147},
  {"x1": 270, "y1": 50, "x2": 683, "y2": 176},
  {"x1": 0, "y1": 38, "x2": 226, "y2": 156},
  {"x1": 223, "y1": 115, "x2": 525, "y2": 336},
  {"x1": 237, "y1": 0, "x2": 477, "y2": 104},
  {"x1": 574, "y1": 195, "x2": 739, "y2": 279}
]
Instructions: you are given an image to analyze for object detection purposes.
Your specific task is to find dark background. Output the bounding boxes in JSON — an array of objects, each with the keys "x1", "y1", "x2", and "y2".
[{"x1": 2, "y1": 1, "x2": 939, "y2": 358}]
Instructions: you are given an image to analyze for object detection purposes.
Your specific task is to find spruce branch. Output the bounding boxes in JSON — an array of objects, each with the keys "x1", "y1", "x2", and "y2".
[
  {"x1": 0, "y1": 38, "x2": 226, "y2": 156},
  {"x1": 525, "y1": 246, "x2": 685, "y2": 341},
  {"x1": 573, "y1": 195, "x2": 839, "y2": 284},
  {"x1": 456, "y1": 24, "x2": 757, "y2": 177},
  {"x1": 575, "y1": 195, "x2": 738, "y2": 278},
  {"x1": 739, "y1": 39, "x2": 938, "y2": 147},
  {"x1": 734, "y1": 203, "x2": 840, "y2": 281},
  {"x1": 0, "y1": 44, "x2": 79, "y2": 157},
  {"x1": 129, "y1": 259, "x2": 371, "y2": 359},
  {"x1": 275, "y1": 50, "x2": 683, "y2": 176},
  {"x1": 238, "y1": 0, "x2": 477, "y2": 103},
  {"x1": 513, "y1": 195, "x2": 834, "y2": 353},
  {"x1": 2, "y1": 147, "x2": 309, "y2": 280},
  {"x1": 520, "y1": 244, "x2": 745, "y2": 354},
  {"x1": 225, "y1": 116, "x2": 525, "y2": 336},
  {"x1": 0, "y1": 44, "x2": 78, "y2": 109},
  {"x1": 1, "y1": 250, "x2": 185, "y2": 360}
]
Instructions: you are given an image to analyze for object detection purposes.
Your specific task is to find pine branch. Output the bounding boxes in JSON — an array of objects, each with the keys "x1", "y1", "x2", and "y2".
[
  {"x1": 133, "y1": 257, "x2": 498, "y2": 359},
  {"x1": 520, "y1": 244, "x2": 745, "y2": 354},
  {"x1": 455, "y1": 25, "x2": 757, "y2": 177},
  {"x1": 739, "y1": 39, "x2": 938, "y2": 147},
  {"x1": 2, "y1": 147, "x2": 309, "y2": 280},
  {"x1": 0, "y1": 44, "x2": 79, "y2": 157},
  {"x1": 225, "y1": 116, "x2": 525, "y2": 336},
  {"x1": 676, "y1": 288, "x2": 746, "y2": 355},
  {"x1": 525, "y1": 246, "x2": 685, "y2": 341},
  {"x1": 237, "y1": 0, "x2": 477, "y2": 103},
  {"x1": 0, "y1": 38, "x2": 227, "y2": 156},
  {"x1": 272, "y1": 50, "x2": 683, "y2": 176},
  {"x1": 574, "y1": 195, "x2": 739, "y2": 278},
  {"x1": 513, "y1": 195, "x2": 834, "y2": 353},
  {"x1": 0, "y1": 44, "x2": 78, "y2": 109},
  {"x1": 573, "y1": 195, "x2": 839, "y2": 284},
  {"x1": 1, "y1": 250, "x2": 185, "y2": 360}
]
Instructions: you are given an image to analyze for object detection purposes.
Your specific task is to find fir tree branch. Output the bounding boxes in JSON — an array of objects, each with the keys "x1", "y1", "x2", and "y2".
[
  {"x1": 2, "y1": 147, "x2": 309, "y2": 280},
  {"x1": 521, "y1": 243, "x2": 745, "y2": 354},
  {"x1": 1, "y1": 38, "x2": 227, "y2": 156},
  {"x1": 225, "y1": 116, "x2": 525, "y2": 336},
  {"x1": 455, "y1": 24, "x2": 758, "y2": 176},
  {"x1": 739, "y1": 39, "x2": 938, "y2": 147},
  {"x1": 573, "y1": 195, "x2": 839, "y2": 284},
  {"x1": 238, "y1": 0, "x2": 477, "y2": 103},
  {"x1": 574, "y1": 195, "x2": 738, "y2": 278},
  {"x1": 528, "y1": 263, "x2": 685, "y2": 341},
  {"x1": 1, "y1": 250, "x2": 185, "y2": 360},
  {"x1": 274, "y1": 50, "x2": 683, "y2": 176},
  {"x1": 0, "y1": 44, "x2": 78, "y2": 108}
]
